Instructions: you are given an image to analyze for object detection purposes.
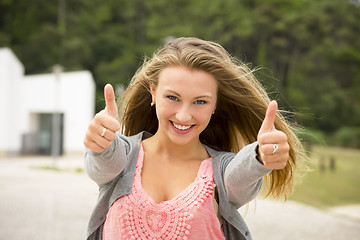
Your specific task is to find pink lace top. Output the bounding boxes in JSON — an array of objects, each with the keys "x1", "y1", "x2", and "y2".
[{"x1": 103, "y1": 143, "x2": 225, "y2": 240}]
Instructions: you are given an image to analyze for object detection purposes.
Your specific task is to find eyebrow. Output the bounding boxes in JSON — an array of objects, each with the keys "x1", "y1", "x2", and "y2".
[{"x1": 167, "y1": 90, "x2": 213, "y2": 99}]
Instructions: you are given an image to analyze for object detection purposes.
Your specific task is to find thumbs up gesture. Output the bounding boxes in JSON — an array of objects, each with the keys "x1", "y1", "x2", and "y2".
[
  {"x1": 257, "y1": 101, "x2": 290, "y2": 169},
  {"x1": 83, "y1": 84, "x2": 121, "y2": 153}
]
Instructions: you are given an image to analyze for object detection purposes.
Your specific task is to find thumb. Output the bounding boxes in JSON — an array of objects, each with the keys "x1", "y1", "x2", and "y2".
[
  {"x1": 104, "y1": 84, "x2": 118, "y2": 119},
  {"x1": 259, "y1": 100, "x2": 278, "y2": 135}
]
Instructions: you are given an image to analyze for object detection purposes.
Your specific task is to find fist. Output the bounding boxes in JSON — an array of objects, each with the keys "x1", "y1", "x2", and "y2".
[
  {"x1": 83, "y1": 84, "x2": 121, "y2": 153},
  {"x1": 257, "y1": 101, "x2": 290, "y2": 169}
]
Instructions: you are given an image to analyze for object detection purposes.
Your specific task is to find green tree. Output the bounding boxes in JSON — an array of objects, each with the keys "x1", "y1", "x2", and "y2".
[{"x1": 1, "y1": 0, "x2": 360, "y2": 145}]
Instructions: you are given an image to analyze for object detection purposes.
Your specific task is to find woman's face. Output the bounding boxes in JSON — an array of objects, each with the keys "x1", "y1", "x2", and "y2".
[{"x1": 151, "y1": 66, "x2": 218, "y2": 146}]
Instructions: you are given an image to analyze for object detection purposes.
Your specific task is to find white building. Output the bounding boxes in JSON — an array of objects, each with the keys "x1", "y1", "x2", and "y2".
[{"x1": 0, "y1": 48, "x2": 96, "y2": 156}]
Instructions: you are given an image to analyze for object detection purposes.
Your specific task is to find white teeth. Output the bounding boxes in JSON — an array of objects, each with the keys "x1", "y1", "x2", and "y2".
[{"x1": 173, "y1": 122, "x2": 192, "y2": 130}]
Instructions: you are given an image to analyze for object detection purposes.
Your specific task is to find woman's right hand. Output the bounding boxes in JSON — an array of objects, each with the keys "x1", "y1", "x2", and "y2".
[{"x1": 83, "y1": 84, "x2": 121, "y2": 153}]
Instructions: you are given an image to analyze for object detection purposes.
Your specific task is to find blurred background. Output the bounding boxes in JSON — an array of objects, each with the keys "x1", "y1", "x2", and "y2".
[
  {"x1": 2, "y1": 0, "x2": 360, "y2": 146},
  {"x1": 0, "y1": 0, "x2": 359, "y2": 239}
]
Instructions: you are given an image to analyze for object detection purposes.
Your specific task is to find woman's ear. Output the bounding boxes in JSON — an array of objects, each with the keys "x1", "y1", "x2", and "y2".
[
  {"x1": 150, "y1": 83, "x2": 156, "y2": 105},
  {"x1": 150, "y1": 83, "x2": 156, "y2": 107},
  {"x1": 150, "y1": 83, "x2": 156, "y2": 95},
  {"x1": 212, "y1": 102, "x2": 217, "y2": 114}
]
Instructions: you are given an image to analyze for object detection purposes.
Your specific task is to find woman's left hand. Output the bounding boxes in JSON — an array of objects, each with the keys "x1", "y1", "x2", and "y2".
[{"x1": 257, "y1": 101, "x2": 290, "y2": 169}]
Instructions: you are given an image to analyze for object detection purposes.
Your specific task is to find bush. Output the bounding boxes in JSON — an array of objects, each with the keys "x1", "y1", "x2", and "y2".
[
  {"x1": 333, "y1": 127, "x2": 360, "y2": 148},
  {"x1": 295, "y1": 128, "x2": 327, "y2": 146}
]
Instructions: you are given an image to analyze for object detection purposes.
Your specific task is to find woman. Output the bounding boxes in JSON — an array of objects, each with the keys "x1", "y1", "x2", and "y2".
[{"x1": 83, "y1": 37, "x2": 301, "y2": 240}]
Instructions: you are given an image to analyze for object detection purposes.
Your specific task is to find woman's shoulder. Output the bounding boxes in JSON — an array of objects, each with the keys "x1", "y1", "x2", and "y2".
[
  {"x1": 114, "y1": 131, "x2": 153, "y2": 156},
  {"x1": 204, "y1": 145, "x2": 236, "y2": 170},
  {"x1": 204, "y1": 142, "x2": 260, "y2": 170},
  {"x1": 204, "y1": 145, "x2": 236, "y2": 159},
  {"x1": 117, "y1": 131, "x2": 152, "y2": 146}
]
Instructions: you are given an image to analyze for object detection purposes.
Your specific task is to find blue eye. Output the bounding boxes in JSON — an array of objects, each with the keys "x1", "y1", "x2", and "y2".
[
  {"x1": 194, "y1": 100, "x2": 207, "y2": 105},
  {"x1": 167, "y1": 95, "x2": 179, "y2": 101}
]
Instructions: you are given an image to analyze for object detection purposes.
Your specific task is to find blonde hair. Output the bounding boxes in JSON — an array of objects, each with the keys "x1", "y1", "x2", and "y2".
[{"x1": 119, "y1": 37, "x2": 303, "y2": 199}]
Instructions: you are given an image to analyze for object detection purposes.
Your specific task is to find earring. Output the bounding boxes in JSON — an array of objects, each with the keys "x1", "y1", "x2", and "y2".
[{"x1": 151, "y1": 100, "x2": 155, "y2": 107}]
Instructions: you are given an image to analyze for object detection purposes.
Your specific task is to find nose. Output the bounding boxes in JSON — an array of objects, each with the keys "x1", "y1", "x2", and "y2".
[{"x1": 175, "y1": 105, "x2": 192, "y2": 123}]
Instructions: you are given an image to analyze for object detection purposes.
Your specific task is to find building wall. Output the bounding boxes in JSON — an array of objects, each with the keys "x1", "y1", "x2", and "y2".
[
  {"x1": 0, "y1": 48, "x2": 96, "y2": 156},
  {"x1": 0, "y1": 48, "x2": 24, "y2": 155},
  {"x1": 22, "y1": 71, "x2": 95, "y2": 154}
]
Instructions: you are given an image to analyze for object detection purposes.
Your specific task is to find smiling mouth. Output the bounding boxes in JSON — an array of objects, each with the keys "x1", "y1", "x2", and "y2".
[{"x1": 171, "y1": 121, "x2": 194, "y2": 131}]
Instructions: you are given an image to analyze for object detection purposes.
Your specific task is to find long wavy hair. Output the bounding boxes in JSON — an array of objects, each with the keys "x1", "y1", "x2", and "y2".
[{"x1": 119, "y1": 37, "x2": 303, "y2": 199}]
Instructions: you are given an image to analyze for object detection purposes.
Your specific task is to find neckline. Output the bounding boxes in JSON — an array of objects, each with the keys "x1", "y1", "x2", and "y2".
[{"x1": 136, "y1": 142, "x2": 212, "y2": 206}]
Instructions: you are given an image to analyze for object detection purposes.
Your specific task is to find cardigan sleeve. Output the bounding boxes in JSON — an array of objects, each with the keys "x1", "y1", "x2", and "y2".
[
  {"x1": 84, "y1": 133, "x2": 128, "y2": 186},
  {"x1": 223, "y1": 142, "x2": 272, "y2": 208}
]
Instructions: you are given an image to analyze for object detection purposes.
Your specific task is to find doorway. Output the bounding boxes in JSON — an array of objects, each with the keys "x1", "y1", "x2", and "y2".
[{"x1": 22, "y1": 113, "x2": 64, "y2": 155}]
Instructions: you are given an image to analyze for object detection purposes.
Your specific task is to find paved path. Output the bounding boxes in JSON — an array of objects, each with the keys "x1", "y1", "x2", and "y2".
[
  {"x1": 240, "y1": 200, "x2": 360, "y2": 240},
  {"x1": 0, "y1": 155, "x2": 359, "y2": 240},
  {"x1": 0, "y1": 155, "x2": 98, "y2": 240}
]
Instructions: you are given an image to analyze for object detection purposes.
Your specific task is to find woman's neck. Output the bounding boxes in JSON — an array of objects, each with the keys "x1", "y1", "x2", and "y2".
[{"x1": 143, "y1": 132, "x2": 209, "y2": 162}]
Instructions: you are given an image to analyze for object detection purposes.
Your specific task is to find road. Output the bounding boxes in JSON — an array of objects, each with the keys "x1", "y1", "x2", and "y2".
[{"x1": 0, "y1": 155, "x2": 359, "y2": 240}]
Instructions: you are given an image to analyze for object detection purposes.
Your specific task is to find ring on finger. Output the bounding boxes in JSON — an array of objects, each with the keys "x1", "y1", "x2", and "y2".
[
  {"x1": 272, "y1": 144, "x2": 278, "y2": 154},
  {"x1": 100, "y1": 128, "x2": 107, "y2": 137}
]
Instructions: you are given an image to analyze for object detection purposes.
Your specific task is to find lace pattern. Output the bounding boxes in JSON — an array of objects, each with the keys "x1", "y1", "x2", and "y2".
[{"x1": 103, "y1": 144, "x2": 216, "y2": 240}]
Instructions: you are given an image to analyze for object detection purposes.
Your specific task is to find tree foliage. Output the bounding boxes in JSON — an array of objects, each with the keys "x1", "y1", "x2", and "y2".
[{"x1": 1, "y1": 0, "x2": 359, "y2": 145}]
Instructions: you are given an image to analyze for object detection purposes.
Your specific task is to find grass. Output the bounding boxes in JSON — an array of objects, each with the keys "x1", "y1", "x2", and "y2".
[
  {"x1": 289, "y1": 145, "x2": 360, "y2": 209},
  {"x1": 32, "y1": 165, "x2": 85, "y2": 173}
]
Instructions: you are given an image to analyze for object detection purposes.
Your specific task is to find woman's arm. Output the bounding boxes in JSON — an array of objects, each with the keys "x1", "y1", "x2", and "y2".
[
  {"x1": 83, "y1": 84, "x2": 125, "y2": 186},
  {"x1": 224, "y1": 142, "x2": 271, "y2": 208},
  {"x1": 84, "y1": 133, "x2": 128, "y2": 186},
  {"x1": 224, "y1": 101, "x2": 291, "y2": 208}
]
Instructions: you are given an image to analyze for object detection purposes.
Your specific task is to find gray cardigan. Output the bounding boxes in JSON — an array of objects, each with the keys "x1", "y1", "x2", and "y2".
[{"x1": 84, "y1": 131, "x2": 271, "y2": 240}]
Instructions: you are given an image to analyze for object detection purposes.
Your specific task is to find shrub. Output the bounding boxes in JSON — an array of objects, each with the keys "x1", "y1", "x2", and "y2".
[{"x1": 333, "y1": 127, "x2": 360, "y2": 148}]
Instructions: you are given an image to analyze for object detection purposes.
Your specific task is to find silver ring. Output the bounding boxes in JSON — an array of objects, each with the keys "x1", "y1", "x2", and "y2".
[
  {"x1": 100, "y1": 128, "x2": 107, "y2": 137},
  {"x1": 272, "y1": 144, "x2": 278, "y2": 154}
]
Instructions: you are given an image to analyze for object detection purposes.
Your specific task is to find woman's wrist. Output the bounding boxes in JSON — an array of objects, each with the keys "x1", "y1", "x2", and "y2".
[{"x1": 255, "y1": 144, "x2": 263, "y2": 165}]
